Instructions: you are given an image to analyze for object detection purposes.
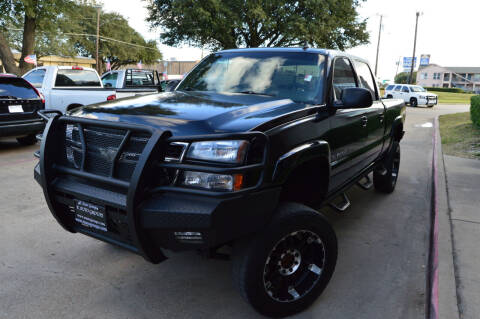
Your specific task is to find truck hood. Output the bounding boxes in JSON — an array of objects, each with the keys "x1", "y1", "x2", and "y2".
[{"x1": 71, "y1": 91, "x2": 309, "y2": 136}]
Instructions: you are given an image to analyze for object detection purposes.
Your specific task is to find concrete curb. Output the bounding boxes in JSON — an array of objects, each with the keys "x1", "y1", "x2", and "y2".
[{"x1": 434, "y1": 116, "x2": 460, "y2": 319}]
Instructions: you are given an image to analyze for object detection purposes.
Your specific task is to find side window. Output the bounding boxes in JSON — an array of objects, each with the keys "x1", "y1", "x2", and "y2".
[
  {"x1": 23, "y1": 69, "x2": 46, "y2": 88},
  {"x1": 402, "y1": 86, "x2": 410, "y2": 93},
  {"x1": 386, "y1": 85, "x2": 394, "y2": 91},
  {"x1": 102, "y1": 72, "x2": 118, "y2": 88},
  {"x1": 332, "y1": 58, "x2": 357, "y2": 100},
  {"x1": 354, "y1": 60, "x2": 377, "y2": 100},
  {"x1": 125, "y1": 70, "x2": 155, "y2": 87},
  {"x1": 394, "y1": 85, "x2": 402, "y2": 92}
]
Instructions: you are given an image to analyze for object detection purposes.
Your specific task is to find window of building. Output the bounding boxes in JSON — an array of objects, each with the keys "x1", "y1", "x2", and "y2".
[
  {"x1": 473, "y1": 74, "x2": 480, "y2": 82},
  {"x1": 444, "y1": 73, "x2": 450, "y2": 81},
  {"x1": 421, "y1": 73, "x2": 428, "y2": 80},
  {"x1": 443, "y1": 83, "x2": 449, "y2": 88},
  {"x1": 433, "y1": 73, "x2": 441, "y2": 80}
]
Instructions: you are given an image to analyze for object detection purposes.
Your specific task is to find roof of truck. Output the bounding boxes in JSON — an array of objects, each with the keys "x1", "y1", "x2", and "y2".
[{"x1": 218, "y1": 47, "x2": 370, "y2": 64}]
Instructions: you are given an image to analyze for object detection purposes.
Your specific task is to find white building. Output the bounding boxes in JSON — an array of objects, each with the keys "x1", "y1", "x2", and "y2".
[{"x1": 416, "y1": 64, "x2": 480, "y2": 93}]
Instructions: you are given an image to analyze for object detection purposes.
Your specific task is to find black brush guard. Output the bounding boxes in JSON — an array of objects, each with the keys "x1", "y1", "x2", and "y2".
[{"x1": 37, "y1": 111, "x2": 270, "y2": 263}]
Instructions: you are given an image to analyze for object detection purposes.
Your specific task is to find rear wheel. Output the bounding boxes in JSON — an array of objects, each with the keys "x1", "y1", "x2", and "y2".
[
  {"x1": 410, "y1": 97, "x2": 418, "y2": 107},
  {"x1": 232, "y1": 203, "x2": 337, "y2": 317},
  {"x1": 16, "y1": 134, "x2": 37, "y2": 146},
  {"x1": 374, "y1": 142, "x2": 401, "y2": 193}
]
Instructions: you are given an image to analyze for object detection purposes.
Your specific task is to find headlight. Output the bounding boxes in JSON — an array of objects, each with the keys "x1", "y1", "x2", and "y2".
[
  {"x1": 180, "y1": 171, "x2": 243, "y2": 191},
  {"x1": 187, "y1": 140, "x2": 249, "y2": 164}
]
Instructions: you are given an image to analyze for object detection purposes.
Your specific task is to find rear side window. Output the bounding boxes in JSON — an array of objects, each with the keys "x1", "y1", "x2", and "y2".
[
  {"x1": 332, "y1": 58, "x2": 357, "y2": 100},
  {"x1": 23, "y1": 69, "x2": 46, "y2": 88},
  {"x1": 102, "y1": 72, "x2": 118, "y2": 88},
  {"x1": 125, "y1": 70, "x2": 155, "y2": 87},
  {"x1": 354, "y1": 60, "x2": 377, "y2": 100},
  {"x1": 55, "y1": 69, "x2": 101, "y2": 87},
  {"x1": 394, "y1": 85, "x2": 402, "y2": 91},
  {"x1": 386, "y1": 85, "x2": 394, "y2": 90},
  {"x1": 0, "y1": 78, "x2": 39, "y2": 99}
]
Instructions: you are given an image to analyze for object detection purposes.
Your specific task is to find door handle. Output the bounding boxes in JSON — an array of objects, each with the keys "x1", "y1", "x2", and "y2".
[
  {"x1": 379, "y1": 114, "x2": 385, "y2": 123},
  {"x1": 361, "y1": 116, "x2": 368, "y2": 127}
]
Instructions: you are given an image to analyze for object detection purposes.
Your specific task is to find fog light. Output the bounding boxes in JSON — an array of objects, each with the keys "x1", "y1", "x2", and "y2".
[
  {"x1": 181, "y1": 171, "x2": 243, "y2": 191},
  {"x1": 174, "y1": 231, "x2": 203, "y2": 244}
]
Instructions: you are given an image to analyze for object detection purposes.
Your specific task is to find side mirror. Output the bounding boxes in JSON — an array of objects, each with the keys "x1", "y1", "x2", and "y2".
[{"x1": 339, "y1": 87, "x2": 373, "y2": 109}]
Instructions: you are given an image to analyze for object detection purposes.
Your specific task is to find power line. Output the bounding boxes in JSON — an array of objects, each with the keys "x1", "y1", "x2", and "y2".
[{"x1": 6, "y1": 28, "x2": 158, "y2": 50}]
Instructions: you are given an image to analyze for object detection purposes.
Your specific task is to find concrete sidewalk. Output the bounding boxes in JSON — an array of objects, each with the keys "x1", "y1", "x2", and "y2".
[{"x1": 443, "y1": 155, "x2": 480, "y2": 319}]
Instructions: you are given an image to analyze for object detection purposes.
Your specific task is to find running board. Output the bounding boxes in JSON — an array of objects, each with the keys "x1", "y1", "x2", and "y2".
[
  {"x1": 357, "y1": 175, "x2": 373, "y2": 190},
  {"x1": 329, "y1": 193, "x2": 351, "y2": 213}
]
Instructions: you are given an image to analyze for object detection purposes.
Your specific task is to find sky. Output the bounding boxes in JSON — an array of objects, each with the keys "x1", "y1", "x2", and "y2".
[{"x1": 101, "y1": 0, "x2": 480, "y2": 80}]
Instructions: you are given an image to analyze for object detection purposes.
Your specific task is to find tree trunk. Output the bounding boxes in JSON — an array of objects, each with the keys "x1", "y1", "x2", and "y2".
[
  {"x1": 0, "y1": 31, "x2": 21, "y2": 75},
  {"x1": 19, "y1": 14, "x2": 37, "y2": 74}
]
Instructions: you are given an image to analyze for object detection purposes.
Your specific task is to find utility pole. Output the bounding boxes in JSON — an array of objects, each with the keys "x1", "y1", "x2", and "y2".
[
  {"x1": 408, "y1": 12, "x2": 421, "y2": 84},
  {"x1": 394, "y1": 56, "x2": 401, "y2": 79},
  {"x1": 95, "y1": 6, "x2": 101, "y2": 73},
  {"x1": 374, "y1": 14, "x2": 383, "y2": 76}
]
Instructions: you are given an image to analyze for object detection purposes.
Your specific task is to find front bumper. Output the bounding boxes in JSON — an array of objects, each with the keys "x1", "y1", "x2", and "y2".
[
  {"x1": 35, "y1": 113, "x2": 273, "y2": 263},
  {"x1": 420, "y1": 96, "x2": 438, "y2": 105},
  {"x1": 0, "y1": 119, "x2": 45, "y2": 137}
]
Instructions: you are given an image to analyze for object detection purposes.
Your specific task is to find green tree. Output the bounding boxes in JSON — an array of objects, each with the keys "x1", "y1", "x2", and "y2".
[
  {"x1": 145, "y1": 0, "x2": 369, "y2": 50},
  {"x1": 395, "y1": 72, "x2": 417, "y2": 84},
  {"x1": 0, "y1": 0, "x2": 76, "y2": 75},
  {"x1": 63, "y1": 3, "x2": 161, "y2": 71}
]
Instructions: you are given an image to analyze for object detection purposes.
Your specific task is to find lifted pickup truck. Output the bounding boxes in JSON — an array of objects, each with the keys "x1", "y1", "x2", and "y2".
[
  {"x1": 34, "y1": 48, "x2": 405, "y2": 317},
  {"x1": 22, "y1": 66, "x2": 117, "y2": 113},
  {"x1": 101, "y1": 69, "x2": 162, "y2": 98}
]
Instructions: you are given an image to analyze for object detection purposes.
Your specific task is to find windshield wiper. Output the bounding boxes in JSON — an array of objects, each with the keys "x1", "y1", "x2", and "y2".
[
  {"x1": 0, "y1": 95, "x2": 20, "y2": 99},
  {"x1": 237, "y1": 90, "x2": 274, "y2": 97}
]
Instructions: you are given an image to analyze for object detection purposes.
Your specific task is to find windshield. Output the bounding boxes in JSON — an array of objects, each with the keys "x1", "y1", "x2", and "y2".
[
  {"x1": 177, "y1": 51, "x2": 326, "y2": 104},
  {"x1": 411, "y1": 86, "x2": 426, "y2": 92}
]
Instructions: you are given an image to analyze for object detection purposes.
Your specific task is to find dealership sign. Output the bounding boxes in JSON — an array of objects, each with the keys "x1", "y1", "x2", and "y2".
[
  {"x1": 403, "y1": 57, "x2": 417, "y2": 69},
  {"x1": 420, "y1": 54, "x2": 431, "y2": 66}
]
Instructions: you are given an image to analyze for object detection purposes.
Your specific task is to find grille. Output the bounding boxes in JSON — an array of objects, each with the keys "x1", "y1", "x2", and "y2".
[
  {"x1": 64, "y1": 124, "x2": 150, "y2": 181},
  {"x1": 63, "y1": 124, "x2": 185, "y2": 182}
]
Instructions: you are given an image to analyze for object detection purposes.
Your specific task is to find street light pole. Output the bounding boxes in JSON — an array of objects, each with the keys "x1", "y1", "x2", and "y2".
[
  {"x1": 95, "y1": 6, "x2": 101, "y2": 73},
  {"x1": 408, "y1": 12, "x2": 421, "y2": 84},
  {"x1": 374, "y1": 14, "x2": 383, "y2": 77}
]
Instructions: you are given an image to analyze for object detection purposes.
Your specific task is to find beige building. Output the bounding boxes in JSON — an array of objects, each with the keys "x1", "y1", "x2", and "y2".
[
  {"x1": 416, "y1": 64, "x2": 480, "y2": 93},
  {"x1": 0, "y1": 53, "x2": 96, "y2": 73}
]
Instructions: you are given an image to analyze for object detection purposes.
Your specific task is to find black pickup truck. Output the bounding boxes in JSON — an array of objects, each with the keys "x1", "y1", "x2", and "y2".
[{"x1": 34, "y1": 48, "x2": 405, "y2": 317}]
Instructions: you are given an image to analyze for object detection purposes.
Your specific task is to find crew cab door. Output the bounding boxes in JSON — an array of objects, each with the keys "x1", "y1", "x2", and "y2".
[
  {"x1": 353, "y1": 60, "x2": 385, "y2": 163},
  {"x1": 402, "y1": 86, "x2": 411, "y2": 102},
  {"x1": 327, "y1": 57, "x2": 369, "y2": 190}
]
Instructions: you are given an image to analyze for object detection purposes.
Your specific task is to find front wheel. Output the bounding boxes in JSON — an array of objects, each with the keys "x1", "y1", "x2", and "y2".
[
  {"x1": 232, "y1": 203, "x2": 337, "y2": 317},
  {"x1": 374, "y1": 142, "x2": 401, "y2": 193},
  {"x1": 410, "y1": 97, "x2": 418, "y2": 107}
]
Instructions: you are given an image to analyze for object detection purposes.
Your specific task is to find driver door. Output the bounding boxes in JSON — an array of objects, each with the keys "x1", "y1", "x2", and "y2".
[{"x1": 327, "y1": 57, "x2": 369, "y2": 191}]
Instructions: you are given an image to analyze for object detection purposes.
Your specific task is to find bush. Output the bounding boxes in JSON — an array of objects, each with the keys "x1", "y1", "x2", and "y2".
[
  {"x1": 471, "y1": 95, "x2": 480, "y2": 127},
  {"x1": 425, "y1": 87, "x2": 465, "y2": 93}
]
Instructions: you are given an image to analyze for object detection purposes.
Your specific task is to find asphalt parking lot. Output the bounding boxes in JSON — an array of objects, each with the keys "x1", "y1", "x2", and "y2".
[{"x1": 0, "y1": 104, "x2": 469, "y2": 319}]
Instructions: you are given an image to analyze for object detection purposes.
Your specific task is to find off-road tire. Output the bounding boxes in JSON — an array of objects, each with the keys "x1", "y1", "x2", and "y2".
[
  {"x1": 16, "y1": 134, "x2": 37, "y2": 146},
  {"x1": 232, "y1": 202, "x2": 337, "y2": 318},
  {"x1": 374, "y1": 142, "x2": 401, "y2": 193}
]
